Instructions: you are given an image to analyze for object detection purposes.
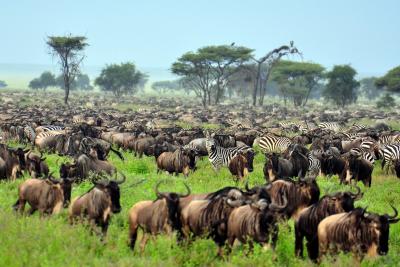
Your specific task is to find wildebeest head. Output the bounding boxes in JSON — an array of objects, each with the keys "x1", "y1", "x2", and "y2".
[
  {"x1": 10, "y1": 147, "x2": 28, "y2": 170},
  {"x1": 328, "y1": 186, "x2": 363, "y2": 212},
  {"x1": 60, "y1": 176, "x2": 76, "y2": 207},
  {"x1": 242, "y1": 148, "x2": 255, "y2": 172},
  {"x1": 93, "y1": 172, "x2": 126, "y2": 213},
  {"x1": 59, "y1": 161, "x2": 78, "y2": 179},
  {"x1": 298, "y1": 176, "x2": 320, "y2": 206},
  {"x1": 155, "y1": 181, "x2": 191, "y2": 229},
  {"x1": 361, "y1": 205, "x2": 399, "y2": 255},
  {"x1": 205, "y1": 138, "x2": 216, "y2": 153}
]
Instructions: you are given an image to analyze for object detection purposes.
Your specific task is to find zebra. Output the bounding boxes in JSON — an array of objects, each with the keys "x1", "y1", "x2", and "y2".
[
  {"x1": 205, "y1": 139, "x2": 253, "y2": 170},
  {"x1": 35, "y1": 125, "x2": 64, "y2": 134},
  {"x1": 258, "y1": 133, "x2": 292, "y2": 153},
  {"x1": 349, "y1": 147, "x2": 376, "y2": 165},
  {"x1": 378, "y1": 134, "x2": 400, "y2": 145},
  {"x1": 318, "y1": 122, "x2": 345, "y2": 133},
  {"x1": 306, "y1": 152, "x2": 321, "y2": 177},
  {"x1": 23, "y1": 126, "x2": 36, "y2": 145},
  {"x1": 123, "y1": 121, "x2": 140, "y2": 129},
  {"x1": 379, "y1": 144, "x2": 400, "y2": 173},
  {"x1": 349, "y1": 123, "x2": 368, "y2": 132}
]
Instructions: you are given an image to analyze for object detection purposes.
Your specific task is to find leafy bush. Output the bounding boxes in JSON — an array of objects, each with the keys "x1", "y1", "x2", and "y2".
[{"x1": 376, "y1": 93, "x2": 396, "y2": 109}]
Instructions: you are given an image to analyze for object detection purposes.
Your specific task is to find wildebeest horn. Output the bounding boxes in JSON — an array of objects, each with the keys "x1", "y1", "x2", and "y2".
[
  {"x1": 386, "y1": 204, "x2": 399, "y2": 221},
  {"x1": 350, "y1": 185, "x2": 362, "y2": 200},
  {"x1": 155, "y1": 181, "x2": 165, "y2": 198},
  {"x1": 245, "y1": 180, "x2": 251, "y2": 191},
  {"x1": 48, "y1": 175, "x2": 60, "y2": 184},
  {"x1": 269, "y1": 194, "x2": 288, "y2": 211},
  {"x1": 113, "y1": 171, "x2": 126, "y2": 184},
  {"x1": 178, "y1": 182, "x2": 191, "y2": 198}
]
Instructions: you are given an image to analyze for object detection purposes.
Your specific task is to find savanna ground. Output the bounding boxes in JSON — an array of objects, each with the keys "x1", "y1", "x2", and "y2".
[{"x1": 0, "y1": 92, "x2": 400, "y2": 267}]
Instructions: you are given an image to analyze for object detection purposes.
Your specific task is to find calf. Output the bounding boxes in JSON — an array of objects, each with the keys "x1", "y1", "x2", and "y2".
[{"x1": 228, "y1": 152, "x2": 249, "y2": 181}]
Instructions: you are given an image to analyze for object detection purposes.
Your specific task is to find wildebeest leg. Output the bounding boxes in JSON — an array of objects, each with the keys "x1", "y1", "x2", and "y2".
[
  {"x1": 139, "y1": 233, "x2": 149, "y2": 254},
  {"x1": 28, "y1": 207, "x2": 37, "y2": 216},
  {"x1": 12, "y1": 199, "x2": 21, "y2": 211},
  {"x1": 306, "y1": 236, "x2": 319, "y2": 262},
  {"x1": 100, "y1": 222, "x2": 109, "y2": 241},
  {"x1": 294, "y1": 224, "x2": 304, "y2": 257},
  {"x1": 271, "y1": 224, "x2": 279, "y2": 249}
]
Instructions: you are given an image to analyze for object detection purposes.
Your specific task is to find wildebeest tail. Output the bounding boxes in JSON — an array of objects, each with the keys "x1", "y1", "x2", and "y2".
[{"x1": 110, "y1": 147, "x2": 124, "y2": 161}]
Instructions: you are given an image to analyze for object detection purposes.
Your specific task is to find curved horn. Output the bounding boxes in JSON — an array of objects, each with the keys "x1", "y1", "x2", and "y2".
[
  {"x1": 350, "y1": 185, "x2": 362, "y2": 200},
  {"x1": 245, "y1": 180, "x2": 251, "y2": 192},
  {"x1": 269, "y1": 194, "x2": 288, "y2": 211},
  {"x1": 386, "y1": 204, "x2": 398, "y2": 220},
  {"x1": 178, "y1": 182, "x2": 191, "y2": 198},
  {"x1": 114, "y1": 171, "x2": 126, "y2": 184},
  {"x1": 155, "y1": 181, "x2": 164, "y2": 198},
  {"x1": 48, "y1": 175, "x2": 60, "y2": 184}
]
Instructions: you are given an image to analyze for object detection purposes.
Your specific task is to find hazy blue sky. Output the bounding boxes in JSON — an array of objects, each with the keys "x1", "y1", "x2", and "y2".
[{"x1": 1, "y1": 0, "x2": 399, "y2": 75}]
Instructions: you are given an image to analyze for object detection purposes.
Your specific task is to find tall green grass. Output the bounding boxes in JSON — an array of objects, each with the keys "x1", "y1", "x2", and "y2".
[{"x1": 0, "y1": 150, "x2": 400, "y2": 266}]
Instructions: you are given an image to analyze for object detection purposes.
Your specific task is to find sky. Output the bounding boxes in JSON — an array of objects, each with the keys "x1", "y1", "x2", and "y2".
[{"x1": 1, "y1": 0, "x2": 399, "y2": 77}]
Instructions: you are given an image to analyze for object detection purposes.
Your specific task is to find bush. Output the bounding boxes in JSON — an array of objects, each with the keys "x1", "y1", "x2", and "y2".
[{"x1": 376, "y1": 93, "x2": 396, "y2": 109}]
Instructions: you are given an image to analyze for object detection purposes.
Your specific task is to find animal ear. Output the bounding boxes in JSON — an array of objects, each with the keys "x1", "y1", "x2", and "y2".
[{"x1": 331, "y1": 197, "x2": 337, "y2": 201}]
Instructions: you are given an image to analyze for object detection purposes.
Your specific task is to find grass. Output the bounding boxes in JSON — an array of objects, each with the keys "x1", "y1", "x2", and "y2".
[{"x1": 1, "y1": 147, "x2": 400, "y2": 267}]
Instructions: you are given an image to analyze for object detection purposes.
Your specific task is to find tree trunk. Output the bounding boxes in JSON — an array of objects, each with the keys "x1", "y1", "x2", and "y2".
[{"x1": 252, "y1": 63, "x2": 262, "y2": 106}]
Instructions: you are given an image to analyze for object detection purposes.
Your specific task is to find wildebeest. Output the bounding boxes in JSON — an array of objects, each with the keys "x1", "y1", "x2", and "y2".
[
  {"x1": 228, "y1": 152, "x2": 249, "y2": 181},
  {"x1": 69, "y1": 173, "x2": 126, "y2": 236},
  {"x1": 128, "y1": 182, "x2": 191, "y2": 252},
  {"x1": 294, "y1": 186, "x2": 363, "y2": 261},
  {"x1": 0, "y1": 144, "x2": 27, "y2": 180},
  {"x1": 227, "y1": 196, "x2": 287, "y2": 252},
  {"x1": 267, "y1": 177, "x2": 320, "y2": 220},
  {"x1": 25, "y1": 151, "x2": 49, "y2": 178},
  {"x1": 181, "y1": 187, "x2": 249, "y2": 256},
  {"x1": 156, "y1": 147, "x2": 191, "y2": 177},
  {"x1": 13, "y1": 175, "x2": 74, "y2": 215},
  {"x1": 318, "y1": 206, "x2": 399, "y2": 261},
  {"x1": 60, "y1": 151, "x2": 116, "y2": 181},
  {"x1": 263, "y1": 150, "x2": 308, "y2": 182},
  {"x1": 341, "y1": 152, "x2": 373, "y2": 187}
]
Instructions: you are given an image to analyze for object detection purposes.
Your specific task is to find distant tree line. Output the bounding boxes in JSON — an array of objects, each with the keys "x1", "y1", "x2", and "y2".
[
  {"x1": 29, "y1": 71, "x2": 93, "y2": 91},
  {"x1": 0, "y1": 80, "x2": 7, "y2": 89}
]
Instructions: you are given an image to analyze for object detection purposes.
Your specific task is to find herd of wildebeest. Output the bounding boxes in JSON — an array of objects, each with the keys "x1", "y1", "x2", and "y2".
[{"x1": 1, "y1": 95, "x2": 400, "y2": 263}]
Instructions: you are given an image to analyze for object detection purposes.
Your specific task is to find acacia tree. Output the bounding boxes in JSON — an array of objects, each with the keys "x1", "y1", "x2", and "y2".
[
  {"x1": 47, "y1": 35, "x2": 88, "y2": 104},
  {"x1": 152, "y1": 80, "x2": 181, "y2": 93},
  {"x1": 360, "y1": 77, "x2": 380, "y2": 99},
  {"x1": 171, "y1": 45, "x2": 253, "y2": 107},
  {"x1": 0, "y1": 80, "x2": 7, "y2": 88},
  {"x1": 28, "y1": 71, "x2": 56, "y2": 90},
  {"x1": 95, "y1": 62, "x2": 145, "y2": 96},
  {"x1": 323, "y1": 65, "x2": 359, "y2": 107},
  {"x1": 375, "y1": 66, "x2": 400, "y2": 92},
  {"x1": 251, "y1": 41, "x2": 302, "y2": 106},
  {"x1": 272, "y1": 60, "x2": 325, "y2": 106}
]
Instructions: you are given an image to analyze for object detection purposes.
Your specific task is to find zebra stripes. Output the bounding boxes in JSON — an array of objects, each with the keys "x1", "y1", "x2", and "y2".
[
  {"x1": 379, "y1": 134, "x2": 400, "y2": 145},
  {"x1": 205, "y1": 139, "x2": 252, "y2": 170},
  {"x1": 35, "y1": 125, "x2": 64, "y2": 134},
  {"x1": 23, "y1": 126, "x2": 36, "y2": 144},
  {"x1": 380, "y1": 144, "x2": 400, "y2": 172},
  {"x1": 307, "y1": 152, "x2": 321, "y2": 176},
  {"x1": 258, "y1": 133, "x2": 292, "y2": 153},
  {"x1": 349, "y1": 147, "x2": 376, "y2": 165},
  {"x1": 318, "y1": 122, "x2": 344, "y2": 133}
]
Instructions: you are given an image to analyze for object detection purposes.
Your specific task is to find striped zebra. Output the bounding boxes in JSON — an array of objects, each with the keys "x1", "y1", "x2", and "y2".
[
  {"x1": 258, "y1": 133, "x2": 292, "y2": 153},
  {"x1": 307, "y1": 152, "x2": 321, "y2": 176},
  {"x1": 378, "y1": 134, "x2": 400, "y2": 145},
  {"x1": 349, "y1": 123, "x2": 368, "y2": 132},
  {"x1": 72, "y1": 118, "x2": 87, "y2": 125},
  {"x1": 205, "y1": 139, "x2": 253, "y2": 170},
  {"x1": 379, "y1": 144, "x2": 400, "y2": 173},
  {"x1": 35, "y1": 125, "x2": 64, "y2": 134},
  {"x1": 349, "y1": 147, "x2": 376, "y2": 165},
  {"x1": 318, "y1": 122, "x2": 345, "y2": 133},
  {"x1": 279, "y1": 122, "x2": 308, "y2": 133},
  {"x1": 123, "y1": 121, "x2": 140, "y2": 129},
  {"x1": 23, "y1": 126, "x2": 36, "y2": 145}
]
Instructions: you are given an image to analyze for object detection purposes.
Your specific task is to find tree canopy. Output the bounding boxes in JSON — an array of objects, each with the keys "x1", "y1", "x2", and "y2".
[
  {"x1": 47, "y1": 35, "x2": 88, "y2": 104},
  {"x1": 359, "y1": 77, "x2": 380, "y2": 99},
  {"x1": 375, "y1": 66, "x2": 400, "y2": 92},
  {"x1": 0, "y1": 80, "x2": 7, "y2": 88},
  {"x1": 56, "y1": 73, "x2": 93, "y2": 91},
  {"x1": 94, "y1": 62, "x2": 145, "y2": 96},
  {"x1": 323, "y1": 65, "x2": 359, "y2": 107},
  {"x1": 28, "y1": 71, "x2": 56, "y2": 90},
  {"x1": 171, "y1": 44, "x2": 253, "y2": 107},
  {"x1": 271, "y1": 60, "x2": 325, "y2": 106},
  {"x1": 152, "y1": 80, "x2": 182, "y2": 93}
]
